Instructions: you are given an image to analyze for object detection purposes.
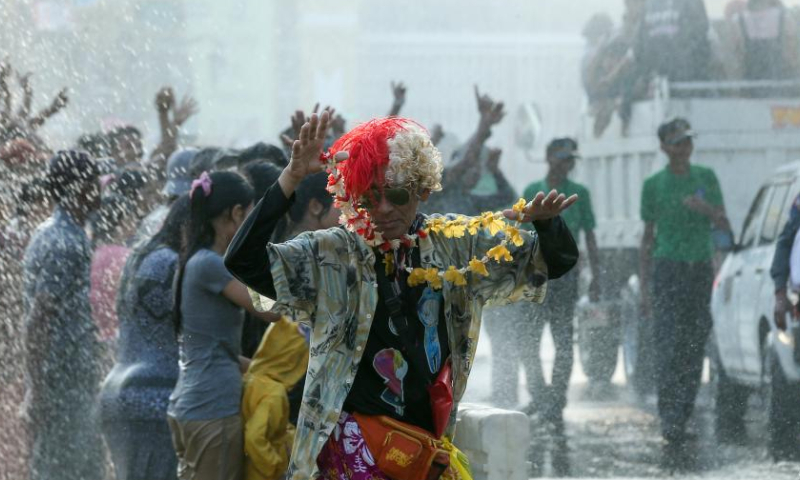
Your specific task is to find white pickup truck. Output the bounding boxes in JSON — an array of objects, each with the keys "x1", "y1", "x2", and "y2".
[
  {"x1": 573, "y1": 80, "x2": 800, "y2": 454},
  {"x1": 710, "y1": 161, "x2": 800, "y2": 460}
]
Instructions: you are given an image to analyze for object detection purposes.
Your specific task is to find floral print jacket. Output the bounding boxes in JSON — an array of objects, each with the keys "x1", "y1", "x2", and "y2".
[{"x1": 225, "y1": 184, "x2": 578, "y2": 480}]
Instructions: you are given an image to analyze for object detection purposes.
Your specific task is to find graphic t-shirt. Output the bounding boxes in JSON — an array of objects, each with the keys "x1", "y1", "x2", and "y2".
[
  {"x1": 343, "y1": 248, "x2": 450, "y2": 434},
  {"x1": 168, "y1": 248, "x2": 244, "y2": 421},
  {"x1": 640, "y1": 165, "x2": 724, "y2": 262}
]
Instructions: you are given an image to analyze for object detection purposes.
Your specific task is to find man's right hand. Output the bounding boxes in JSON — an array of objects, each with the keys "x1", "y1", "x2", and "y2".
[
  {"x1": 775, "y1": 289, "x2": 790, "y2": 330},
  {"x1": 280, "y1": 111, "x2": 348, "y2": 197}
]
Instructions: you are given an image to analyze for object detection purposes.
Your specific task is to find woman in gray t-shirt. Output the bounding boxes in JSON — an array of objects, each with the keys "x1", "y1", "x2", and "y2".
[{"x1": 168, "y1": 171, "x2": 277, "y2": 480}]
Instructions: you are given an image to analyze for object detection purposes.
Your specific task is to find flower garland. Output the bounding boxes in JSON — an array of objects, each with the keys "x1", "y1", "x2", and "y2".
[{"x1": 323, "y1": 152, "x2": 530, "y2": 290}]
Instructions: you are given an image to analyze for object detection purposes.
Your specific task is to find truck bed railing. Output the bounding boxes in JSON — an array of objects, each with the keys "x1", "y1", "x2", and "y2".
[{"x1": 666, "y1": 79, "x2": 800, "y2": 98}]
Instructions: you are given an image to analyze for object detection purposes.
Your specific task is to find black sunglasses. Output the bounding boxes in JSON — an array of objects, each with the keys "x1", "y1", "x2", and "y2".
[{"x1": 359, "y1": 186, "x2": 412, "y2": 209}]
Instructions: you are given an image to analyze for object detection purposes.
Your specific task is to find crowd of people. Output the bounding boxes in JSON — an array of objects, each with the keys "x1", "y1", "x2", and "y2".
[
  {"x1": 582, "y1": 0, "x2": 800, "y2": 136},
  {"x1": 2, "y1": 0, "x2": 799, "y2": 473},
  {"x1": 0, "y1": 49, "x2": 584, "y2": 480}
]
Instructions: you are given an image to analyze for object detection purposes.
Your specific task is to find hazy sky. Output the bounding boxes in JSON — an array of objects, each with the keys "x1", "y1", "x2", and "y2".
[{"x1": 555, "y1": 0, "x2": 800, "y2": 35}]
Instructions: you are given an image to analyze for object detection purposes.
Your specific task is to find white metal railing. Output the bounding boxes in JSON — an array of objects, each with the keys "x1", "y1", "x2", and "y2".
[{"x1": 670, "y1": 79, "x2": 800, "y2": 93}]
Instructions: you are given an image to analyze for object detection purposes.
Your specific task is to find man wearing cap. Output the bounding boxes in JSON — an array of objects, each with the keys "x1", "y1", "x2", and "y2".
[
  {"x1": 22, "y1": 150, "x2": 105, "y2": 480},
  {"x1": 639, "y1": 118, "x2": 729, "y2": 469},
  {"x1": 500, "y1": 138, "x2": 600, "y2": 431},
  {"x1": 134, "y1": 148, "x2": 198, "y2": 242}
]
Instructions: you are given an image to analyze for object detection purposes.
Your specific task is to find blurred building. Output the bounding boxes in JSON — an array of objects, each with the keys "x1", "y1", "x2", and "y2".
[{"x1": 273, "y1": 0, "x2": 585, "y2": 192}]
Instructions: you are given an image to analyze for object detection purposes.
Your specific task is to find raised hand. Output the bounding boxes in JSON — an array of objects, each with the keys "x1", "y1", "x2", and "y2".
[
  {"x1": 287, "y1": 105, "x2": 337, "y2": 142},
  {"x1": 51, "y1": 88, "x2": 68, "y2": 111},
  {"x1": 388, "y1": 80, "x2": 407, "y2": 117},
  {"x1": 502, "y1": 189, "x2": 578, "y2": 222},
  {"x1": 285, "y1": 111, "x2": 334, "y2": 184},
  {"x1": 155, "y1": 86, "x2": 175, "y2": 113},
  {"x1": 290, "y1": 109, "x2": 306, "y2": 139},
  {"x1": 392, "y1": 81, "x2": 406, "y2": 104},
  {"x1": 29, "y1": 88, "x2": 68, "y2": 129},
  {"x1": 430, "y1": 124, "x2": 444, "y2": 145},
  {"x1": 1, "y1": 57, "x2": 12, "y2": 119},
  {"x1": 475, "y1": 85, "x2": 493, "y2": 115},
  {"x1": 331, "y1": 113, "x2": 346, "y2": 137},
  {"x1": 17, "y1": 72, "x2": 33, "y2": 119},
  {"x1": 174, "y1": 95, "x2": 199, "y2": 126},
  {"x1": 474, "y1": 85, "x2": 505, "y2": 128},
  {"x1": 0, "y1": 58, "x2": 10, "y2": 80}
]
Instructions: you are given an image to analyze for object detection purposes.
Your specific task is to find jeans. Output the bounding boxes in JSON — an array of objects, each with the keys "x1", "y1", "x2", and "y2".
[{"x1": 651, "y1": 259, "x2": 713, "y2": 441}]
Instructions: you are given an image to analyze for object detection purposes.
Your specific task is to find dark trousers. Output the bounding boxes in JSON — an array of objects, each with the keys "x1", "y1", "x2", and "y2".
[
  {"x1": 485, "y1": 274, "x2": 577, "y2": 412},
  {"x1": 103, "y1": 419, "x2": 178, "y2": 480},
  {"x1": 651, "y1": 259, "x2": 713, "y2": 441}
]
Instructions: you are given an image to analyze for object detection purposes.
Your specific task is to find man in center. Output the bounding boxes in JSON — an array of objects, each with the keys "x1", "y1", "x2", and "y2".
[{"x1": 225, "y1": 112, "x2": 579, "y2": 479}]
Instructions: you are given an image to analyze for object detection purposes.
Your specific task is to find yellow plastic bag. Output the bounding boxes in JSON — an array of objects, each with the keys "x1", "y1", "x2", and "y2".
[{"x1": 440, "y1": 438, "x2": 473, "y2": 480}]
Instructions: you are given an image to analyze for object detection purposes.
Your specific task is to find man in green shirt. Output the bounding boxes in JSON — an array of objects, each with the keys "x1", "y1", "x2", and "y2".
[
  {"x1": 485, "y1": 138, "x2": 600, "y2": 435},
  {"x1": 639, "y1": 118, "x2": 729, "y2": 470}
]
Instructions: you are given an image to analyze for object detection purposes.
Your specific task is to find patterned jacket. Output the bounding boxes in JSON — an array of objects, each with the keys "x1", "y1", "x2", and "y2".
[{"x1": 226, "y1": 184, "x2": 578, "y2": 480}]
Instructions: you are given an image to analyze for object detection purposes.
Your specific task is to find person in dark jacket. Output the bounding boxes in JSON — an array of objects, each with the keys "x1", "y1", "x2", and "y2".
[
  {"x1": 22, "y1": 150, "x2": 104, "y2": 480},
  {"x1": 772, "y1": 194, "x2": 800, "y2": 332}
]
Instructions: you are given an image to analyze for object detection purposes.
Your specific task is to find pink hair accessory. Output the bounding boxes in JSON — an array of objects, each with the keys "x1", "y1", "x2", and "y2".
[
  {"x1": 190, "y1": 171, "x2": 212, "y2": 199},
  {"x1": 100, "y1": 173, "x2": 116, "y2": 189}
]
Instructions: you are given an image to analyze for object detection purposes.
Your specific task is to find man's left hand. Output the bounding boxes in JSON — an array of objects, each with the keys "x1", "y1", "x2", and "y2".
[
  {"x1": 502, "y1": 189, "x2": 578, "y2": 222},
  {"x1": 683, "y1": 194, "x2": 711, "y2": 213}
]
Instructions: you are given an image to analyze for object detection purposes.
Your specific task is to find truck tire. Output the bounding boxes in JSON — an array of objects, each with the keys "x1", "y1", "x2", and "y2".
[{"x1": 768, "y1": 351, "x2": 800, "y2": 461}]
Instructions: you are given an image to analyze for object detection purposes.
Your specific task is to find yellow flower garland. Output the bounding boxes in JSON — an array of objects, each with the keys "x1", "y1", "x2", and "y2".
[
  {"x1": 323, "y1": 150, "x2": 533, "y2": 291},
  {"x1": 393, "y1": 199, "x2": 531, "y2": 290}
]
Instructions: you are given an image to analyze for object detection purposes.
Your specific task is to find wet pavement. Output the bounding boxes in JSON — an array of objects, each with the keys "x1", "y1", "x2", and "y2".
[
  {"x1": 528, "y1": 384, "x2": 800, "y2": 479},
  {"x1": 462, "y1": 327, "x2": 800, "y2": 479}
]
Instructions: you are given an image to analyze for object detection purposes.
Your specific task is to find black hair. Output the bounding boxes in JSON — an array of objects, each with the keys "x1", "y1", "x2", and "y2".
[
  {"x1": 289, "y1": 172, "x2": 334, "y2": 224},
  {"x1": 240, "y1": 142, "x2": 288, "y2": 168},
  {"x1": 109, "y1": 168, "x2": 147, "y2": 200},
  {"x1": 117, "y1": 194, "x2": 191, "y2": 319},
  {"x1": 47, "y1": 150, "x2": 99, "y2": 203},
  {"x1": 189, "y1": 147, "x2": 222, "y2": 178},
  {"x1": 108, "y1": 125, "x2": 142, "y2": 141},
  {"x1": 173, "y1": 171, "x2": 255, "y2": 333},
  {"x1": 657, "y1": 117, "x2": 692, "y2": 142},
  {"x1": 91, "y1": 194, "x2": 133, "y2": 246},
  {"x1": 275, "y1": 172, "x2": 336, "y2": 242},
  {"x1": 546, "y1": 137, "x2": 578, "y2": 157},
  {"x1": 16, "y1": 178, "x2": 50, "y2": 216},
  {"x1": 242, "y1": 161, "x2": 282, "y2": 198},
  {"x1": 242, "y1": 161, "x2": 289, "y2": 242},
  {"x1": 76, "y1": 132, "x2": 110, "y2": 158}
]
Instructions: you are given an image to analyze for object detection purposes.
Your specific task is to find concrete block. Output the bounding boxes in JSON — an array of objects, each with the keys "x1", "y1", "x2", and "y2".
[{"x1": 453, "y1": 403, "x2": 530, "y2": 480}]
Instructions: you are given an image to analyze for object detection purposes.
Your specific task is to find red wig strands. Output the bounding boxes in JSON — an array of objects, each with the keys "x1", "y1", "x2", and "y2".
[{"x1": 329, "y1": 117, "x2": 425, "y2": 199}]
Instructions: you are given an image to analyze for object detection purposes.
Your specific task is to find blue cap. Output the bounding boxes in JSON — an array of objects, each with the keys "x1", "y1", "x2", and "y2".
[{"x1": 163, "y1": 148, "x2": 199, "y2": 196}]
